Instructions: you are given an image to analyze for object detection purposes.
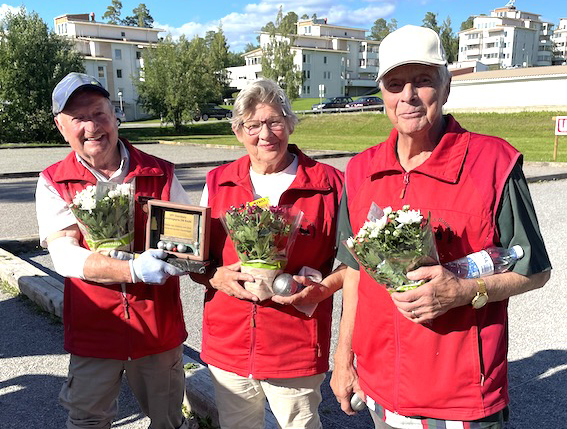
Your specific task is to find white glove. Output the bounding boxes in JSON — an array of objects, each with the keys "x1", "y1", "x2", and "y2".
[{"x1": 129, "y1": 249, "x2": 184, "y2": 284}]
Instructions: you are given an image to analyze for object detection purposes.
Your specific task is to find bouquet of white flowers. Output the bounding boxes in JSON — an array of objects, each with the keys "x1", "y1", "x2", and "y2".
[
  {"x1": 345, "y1": 203, "x2": 439, "y2": 293},
  {"x1": 69, "y1": 182, "x2": 135, "y2": 254}
]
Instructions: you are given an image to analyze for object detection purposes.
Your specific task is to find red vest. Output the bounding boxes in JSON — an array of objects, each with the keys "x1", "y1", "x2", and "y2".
[
  {"x1": 346, "y1": 116, "x2": 520, "y2": 420},
  {"x1": 41, "y1": 139, "x2": 187, "y2": 360},
  {"x1": 201, "y1": 145, "x2": 343, "y2": 379}
]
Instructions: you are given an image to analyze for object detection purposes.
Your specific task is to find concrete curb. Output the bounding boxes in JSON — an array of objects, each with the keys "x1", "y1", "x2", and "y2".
[{"x1": 0, "y1": 239, "x2": 279, "y2": 428}]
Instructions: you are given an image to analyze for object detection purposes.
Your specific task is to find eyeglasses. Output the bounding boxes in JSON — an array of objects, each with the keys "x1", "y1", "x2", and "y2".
[{"x1": 241, "y1": 117, "x2": 286, "y2": 136}]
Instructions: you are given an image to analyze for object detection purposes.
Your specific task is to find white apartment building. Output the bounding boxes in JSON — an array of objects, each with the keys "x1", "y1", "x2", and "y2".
[
  {"x1": 552, "y1": 18, "x2": 567, "y2": 64},
  {"x1": 457, "y1": 2, "x2": 554, "y2": 69},
  {"x1": 227, "y1": 18, "x2": 380, "y2": 98},
  {"x1": 54, "y1": 13, "x2": 162, "y2": 120}
]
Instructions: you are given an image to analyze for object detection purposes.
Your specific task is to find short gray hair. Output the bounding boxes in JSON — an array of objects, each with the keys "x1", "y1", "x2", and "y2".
[{"x1": 232, "y1": 79, "x2": 298, "y2": 133}]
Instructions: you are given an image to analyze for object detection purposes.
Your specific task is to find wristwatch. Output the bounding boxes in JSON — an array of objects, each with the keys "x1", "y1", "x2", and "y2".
[{"x1": 471, "y1": 278, "x2": 489, "y2": 309}]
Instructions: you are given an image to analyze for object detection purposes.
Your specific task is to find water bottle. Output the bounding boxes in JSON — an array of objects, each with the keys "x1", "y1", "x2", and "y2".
[{"x1": 443, "y1": 246, "x2": 524, "y2": 278}]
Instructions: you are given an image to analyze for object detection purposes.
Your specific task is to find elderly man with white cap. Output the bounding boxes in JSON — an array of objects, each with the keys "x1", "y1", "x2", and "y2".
[
  {"x1": 36, "y1": 72, "x2": 192, "y2": 428},
  {"x1": 330, "y1": 25, "x2": 551, "y2": 428}
]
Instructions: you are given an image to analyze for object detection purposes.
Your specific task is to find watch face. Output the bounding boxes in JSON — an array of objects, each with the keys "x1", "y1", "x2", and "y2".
[{"x1": 472, "y1": 294, "x2": 489, "y2": 309}]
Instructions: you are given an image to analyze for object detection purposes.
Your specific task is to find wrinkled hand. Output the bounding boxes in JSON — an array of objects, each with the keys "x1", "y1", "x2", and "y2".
[
  {"x1": 209, "y1": 261, "x2": 259, "y2": 302},
  {"x1": 271, "y1": 276, "x2": 330, "y2": 306},
  {"x1": 330, "y1": 351, "x2": 362, "y2": 416},
  {"x1": 390, "y1": 265, "x2": 472, "y2": 323},
  {"x1": 129, "y1": 249, "x2": 184, "y2": 284}
]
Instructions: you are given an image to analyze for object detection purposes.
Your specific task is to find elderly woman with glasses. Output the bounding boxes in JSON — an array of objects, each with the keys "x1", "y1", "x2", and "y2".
[{"x1": 196, "y1": 79, "x2": 345, "y2": 429}]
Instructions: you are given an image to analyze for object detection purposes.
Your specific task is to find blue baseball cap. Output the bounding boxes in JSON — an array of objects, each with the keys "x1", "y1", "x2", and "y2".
[{"x1": 52, "y1": 72, "x2": 110, "y2": 115}]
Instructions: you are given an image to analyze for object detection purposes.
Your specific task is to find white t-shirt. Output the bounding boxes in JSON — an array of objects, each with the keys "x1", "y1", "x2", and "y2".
[{"x1": 200, "y1": 154, "x2": 298, "y2": 206}]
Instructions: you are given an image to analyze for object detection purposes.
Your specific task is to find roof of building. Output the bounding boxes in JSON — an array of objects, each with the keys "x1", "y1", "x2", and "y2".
[{"x1": 452, "y1": 65, "x2": 567, "y2": 81}]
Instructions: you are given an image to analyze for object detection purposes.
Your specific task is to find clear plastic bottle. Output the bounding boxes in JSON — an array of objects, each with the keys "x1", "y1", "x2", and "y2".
[{"x1": 443, "y1": 245, "x2": 524, "y2": 278}]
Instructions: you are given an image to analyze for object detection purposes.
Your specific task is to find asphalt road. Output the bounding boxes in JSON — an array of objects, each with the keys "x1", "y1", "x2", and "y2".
[{"x1": 0, "y1": 144, "x2": 566, "y2": 428}]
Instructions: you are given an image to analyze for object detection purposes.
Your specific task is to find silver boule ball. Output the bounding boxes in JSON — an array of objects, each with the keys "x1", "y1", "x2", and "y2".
[
  {"x1": 157, "y1": 240, "x2": 166, "y2": 250},
  {"x1": 272, "y1": 273, "x2": 300, "y2": 296},
  {"x1": 165, "y1": 242, "x2": 175, "y2": 251},
  {"x1": 350, "y1": 393, "x2": 366, "y2": 411},
  {"x1": 177, "y1": 244, "x2": 187, "y2": 253}
]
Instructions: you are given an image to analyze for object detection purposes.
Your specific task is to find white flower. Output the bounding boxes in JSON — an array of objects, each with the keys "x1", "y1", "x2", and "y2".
[
  {"x1": 346, "y1": 237, "x2": 355, "y2": 248},
  {"x1": 396, "y1": 209, "x2": 423, "y2": 227},
  {"x1": 383, "y1": 207, "x2": 392, "y2": 216}
]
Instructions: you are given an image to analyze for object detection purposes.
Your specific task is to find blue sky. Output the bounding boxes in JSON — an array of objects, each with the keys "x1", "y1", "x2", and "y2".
[{"x1": 1, "y1": 1, "x2": 564, "y2": 52}]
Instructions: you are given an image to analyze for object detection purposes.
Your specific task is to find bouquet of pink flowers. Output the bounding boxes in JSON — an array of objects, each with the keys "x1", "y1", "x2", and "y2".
[
  {"x1": 222, "y1": 201, "x2": 303, "y2": 300},
  {"x1": 345, "y1": 203, "x2": 439, "y2": 293}
]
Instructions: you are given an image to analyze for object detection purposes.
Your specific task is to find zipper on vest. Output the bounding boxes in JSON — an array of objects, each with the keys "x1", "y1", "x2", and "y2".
[
  {"x1": 248, "y1": 303, "x2": 258, "y2": 378},
  {"x1": 399, "y1": 172, "x2": 410, "y2": 199},
  {"x1": 121, "y1": 283, "x2": 130, "y2": 320},
  {"x1": 393, "y1": 311, "x2": 401, "y2": 412},
  {"x1": 121, "y1": 283, "x2": 133, "y2": 361}
]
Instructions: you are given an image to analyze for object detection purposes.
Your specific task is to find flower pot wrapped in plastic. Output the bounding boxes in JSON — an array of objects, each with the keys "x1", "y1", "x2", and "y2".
[
  {"x1": 345, "y1": 204, "x2": 439, "y2": 293},
  {"x1": 222, "y1": 202, "x2": 303, "y2": 301},
  {"x1": 69, "y1": 182, "x2": 135, "y2": 255}
]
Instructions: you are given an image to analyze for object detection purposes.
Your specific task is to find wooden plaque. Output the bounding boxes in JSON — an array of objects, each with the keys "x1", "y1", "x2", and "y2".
[{"x1": 145, "y1": 200, "x2": 211, "y2": 262}]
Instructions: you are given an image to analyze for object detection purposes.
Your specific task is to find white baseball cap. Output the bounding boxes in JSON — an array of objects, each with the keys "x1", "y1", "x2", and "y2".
[{"x1": 377, "y1": 25, "x2": 447, "y2": 81}]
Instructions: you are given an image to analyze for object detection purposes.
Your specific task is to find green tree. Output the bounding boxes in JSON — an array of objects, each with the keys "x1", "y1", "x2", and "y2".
[
  {"x1": 136, "y1": 35, "x2": 219, "y2": 131},
  {"x1": 422, "y1": 12, "x2": 440, "y2": 33},
  {"x1": 300, "y1": 14, "x2": 309, "y2": 20},
  {"x1": 102, "y1": 0, "x2": 122, "y2": 25},
  {"x1": 368, "y1": 17, "x2": 398, "y2": 41},
  {"x1": 440, "y1": 17, "x2": 458, "y2": 63},
  {"x1": 123, "y1": 3, "x2": 153, "y2": 27},
  {"x1": 280, "y1": 11, "x2": 298, "y2": 35},
  {"x1": 244, "y1": 42, "x2": 259, "y2": 53},
  {"x1": 0, "y1": 9, "x2": 85, "y2": 143},
  {"x1": 261, "y1": 7, "x2": 302, "y2": 100},
  {"x1": 207, "y1": 26, "x2": 231, "y2": 94},
  {"x1": 227, "y1": 51, "x2": 245, "y2": 67},
  {"x1": 460, "y1": 16, "x2": 475, "y2": 31}
]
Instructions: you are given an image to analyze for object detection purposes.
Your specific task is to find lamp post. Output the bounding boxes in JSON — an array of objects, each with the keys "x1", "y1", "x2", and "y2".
[{"x1": 117, "y1": 91, "x2": 123, "y2": 111}]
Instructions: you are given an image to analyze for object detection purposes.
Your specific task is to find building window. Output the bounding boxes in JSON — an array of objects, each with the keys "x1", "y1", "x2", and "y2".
[
  {"x1": 121, "y1": 31, "x2": 126, "y2": 37},
  {"x1": 136, "y1": 51, "x2": 142, "y2": 59},
  {"x1": 97, "y1": 66, "x2": 104, "y2": 78},
  {"x1": 117, "y1": 69, "x2": 123, "y2": 78},
  {"x1": 324, "y1": 56, "x2": 327, "y2": 64},
  {"x1": 115, "y1": 49, "x2": 122, "y2": 60},
  {"x1": 303, "y1": 54, "x2": 310, "y2": 63},
  {"x1": 346, "y1": 59, "x2": 350, "y2": 67}
]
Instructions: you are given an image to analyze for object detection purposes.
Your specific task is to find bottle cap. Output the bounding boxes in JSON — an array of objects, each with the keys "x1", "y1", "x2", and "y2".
[{"x1": 511, "y1": 245, "x2": 524, "y2": 259}]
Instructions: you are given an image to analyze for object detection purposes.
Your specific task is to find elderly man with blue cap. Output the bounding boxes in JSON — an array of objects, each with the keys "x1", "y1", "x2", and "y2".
[
  {"x1": 330, "y1": 25, "x2": 551, "y2": 428},
  {"x1": 35, "y1": 72, "x2": 192, "y2": 428}
]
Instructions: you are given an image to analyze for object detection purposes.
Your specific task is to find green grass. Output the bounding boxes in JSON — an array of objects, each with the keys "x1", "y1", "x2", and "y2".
[{"x1": 4, "y1": 111, "x2": 566, "y2": 162}]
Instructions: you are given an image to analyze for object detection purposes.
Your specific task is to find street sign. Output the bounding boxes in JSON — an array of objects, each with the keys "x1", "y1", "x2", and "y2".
[
  {"x1": 555, "y1": 116, "x2": 567, "y2": 136},
  {"x1": 318, "y1": 84, "x2": 325, "y2": 98}
]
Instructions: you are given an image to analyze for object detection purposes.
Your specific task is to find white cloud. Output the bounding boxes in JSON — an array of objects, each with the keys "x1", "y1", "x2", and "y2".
[
  {"x1": 0, "y1": 4, "x2": 21, "y2": 20},
  {"x1": 154, "y1": 0, "x2": 396, "y2": 52}
]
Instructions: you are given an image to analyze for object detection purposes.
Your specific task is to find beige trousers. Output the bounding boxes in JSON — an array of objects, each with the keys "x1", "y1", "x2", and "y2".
[
  {"x1": 59, "y1": 345, "x2": 187, "y2": 429},
  {"x1": 208, "y1": 364, "x2": 324, "y2": 429}
]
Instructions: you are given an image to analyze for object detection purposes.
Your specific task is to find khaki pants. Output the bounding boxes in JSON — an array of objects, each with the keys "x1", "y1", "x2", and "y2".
[
  {"x1": 208, "y1": 365, "x2": 324, "y2": 429},
  {"x1": 59, "y1": 345, "x2": 187, "y2": 429}
]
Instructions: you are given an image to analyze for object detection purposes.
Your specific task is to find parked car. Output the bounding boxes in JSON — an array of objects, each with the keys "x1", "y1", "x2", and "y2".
[
  {"x1": 312, "y1": 96, "x2": 354, "y2": 110},
  {"x1": 114, "y1": 107, "x2": 126, "y2": 124},
  {"x1": 345, "y1": 96, "x2": 384, "y2": 109},
  {"x1": 193, "y1": 104, "x2": 233, "y2": 121}
]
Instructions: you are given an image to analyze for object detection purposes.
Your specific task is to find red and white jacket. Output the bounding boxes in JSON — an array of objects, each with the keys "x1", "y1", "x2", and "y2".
[
  {"x1": 346, "y1": 116, "x2": 520, "y2": 421},
  {"x1": 201, "y1": 145, "x2": 343, "y2": 379},
  {"x1": 41, "y1": 140, "x2": 187, "y2": 360}
]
